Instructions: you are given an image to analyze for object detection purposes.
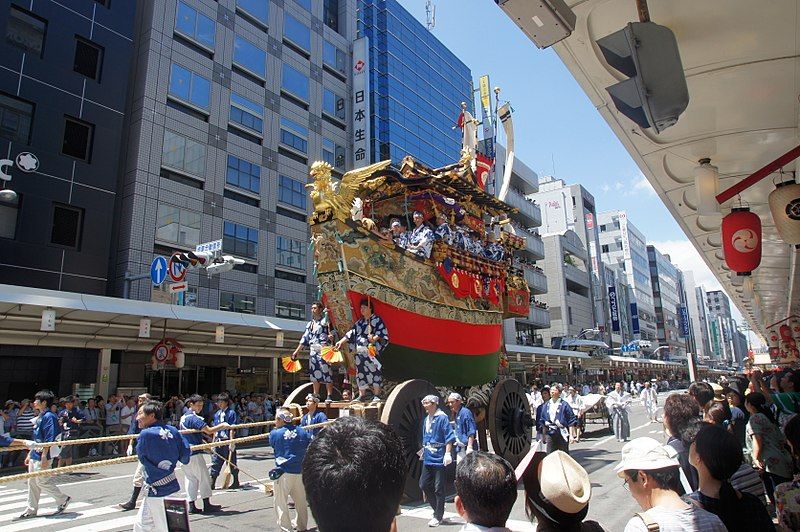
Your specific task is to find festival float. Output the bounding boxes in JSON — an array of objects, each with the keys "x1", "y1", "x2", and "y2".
[{"x1": 283, "y1": 101, "x2": 537, "y2": 498}]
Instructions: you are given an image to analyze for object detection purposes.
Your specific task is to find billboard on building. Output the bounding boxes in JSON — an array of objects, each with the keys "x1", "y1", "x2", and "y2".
[
  {"x1": 608, "y1": 286, "x2": 620, "y2": 332},
  {"x1": 679, "y1": 306, "x2": 690, "y2": 337},
  {"x1": 352, "y1": 37, "x2": 370, "y2": 168},
  {"x1": 630, "y1": 302, "x2": 640, "y2": 335}
]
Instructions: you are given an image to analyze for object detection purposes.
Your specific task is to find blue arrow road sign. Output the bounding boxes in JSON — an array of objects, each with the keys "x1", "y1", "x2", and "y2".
[{"x1": 150, "y1": 256, "x2": 168, "y2": 285}]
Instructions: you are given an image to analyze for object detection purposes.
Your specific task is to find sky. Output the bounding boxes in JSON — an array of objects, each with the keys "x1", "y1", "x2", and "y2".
[{"x1": 395, "y1": 0, "x2": 756, "y2": 339}]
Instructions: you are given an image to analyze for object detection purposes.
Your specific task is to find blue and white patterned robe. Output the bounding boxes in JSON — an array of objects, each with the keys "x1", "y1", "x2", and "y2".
[
  {"x1": 483, "y1": 242, "x2": 505, "y2": 261},
  {"x1": 393, "y1": 231, "x2": 408, "y2": 249},
  {"x1": 434, "y1": 223, "x2": 454, "y2": 246},
  {"x1": 406, "y1": 224, "x2": 435, "y2": 258},
  {"x1": 345, "y1": 314, "x2": 389, "y2": 389},
  {"x1": 300, "y1": 317, "x2": 333, "y2": 383}
]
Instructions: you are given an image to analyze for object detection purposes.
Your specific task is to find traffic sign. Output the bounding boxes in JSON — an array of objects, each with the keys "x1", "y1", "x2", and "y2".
[
  {"x1": 150, "y1": 256, "x2": 168, "y2": 285},
  {"x1": 169, "y1": 282, "x2": 188, "y2": 294},
  {"x1": 168, "y1": 253, "x2": 187, "y2": 282},
  {"x1": 195, "y1": 239, "x2": 222, "y2": 253}
]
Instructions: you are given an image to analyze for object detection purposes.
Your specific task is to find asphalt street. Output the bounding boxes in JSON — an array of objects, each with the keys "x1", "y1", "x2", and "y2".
[{"x1": 0, "y1": 392, "x2": 671, "y2": 531}]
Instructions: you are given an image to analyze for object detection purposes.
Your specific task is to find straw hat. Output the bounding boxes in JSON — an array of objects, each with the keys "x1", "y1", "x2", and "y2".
[
  {"x1": 614, "y1": 437, "x2": 680, "y2": 477},
  {"x1": 517, "y1": 448, "x2": 591, "y2": 521}
]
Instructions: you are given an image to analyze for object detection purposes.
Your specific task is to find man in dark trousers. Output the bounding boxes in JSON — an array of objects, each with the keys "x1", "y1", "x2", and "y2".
[
  {"x1": 535, "y1": 384, "x2": 577, "y2": 454},
  {"x1": 419, "y1": 394, "x2": 455, "y2": 528},
  {"x1": 119, "y1": 393, "x2": 152, "y2": 511},
  {"x1": 133, "y1": 400, "x2": 191, "y2": 531},
  {"x1": 210, "y1": 392, "x2": 239, "y2": 489}
]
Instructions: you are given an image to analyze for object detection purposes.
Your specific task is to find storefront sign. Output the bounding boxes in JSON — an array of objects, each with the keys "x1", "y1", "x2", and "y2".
[
  {"x1": 352, "y1": 37, "x2": 371, "y2": 168},
  {"x1": 608, "y1": 286, "x2": 620, "y2": 332}
]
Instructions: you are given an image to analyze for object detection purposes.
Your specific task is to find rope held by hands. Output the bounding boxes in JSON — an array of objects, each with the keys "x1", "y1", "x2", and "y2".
[{"x1": 0, "y1": 420, "x2": 333, "y2": 484}]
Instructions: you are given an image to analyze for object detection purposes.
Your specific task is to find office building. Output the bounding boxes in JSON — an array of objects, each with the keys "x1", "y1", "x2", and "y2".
[
  {"x1": 681, "y1": 271, "x2": 711, "y2": 360},
  {"x1": 706, "y1": 290, "x2": 733, "y2": 320},
  {"x1": 0, "y1": 0, "x2": 136, "y2": 398},
  {"x1": 493, "y1": 145, "x2": 548, "y2": 345},
  {"x1": 0, "y1": 0, "x2": 135, "y2": 294},
  {"x1": 531, "y1": 176, "x2": 607, "y2": 339},
  {"x1": 597, "y1": 210, "x2": 657, "y2": 349},
  {"x1": 647, "y1": 245, "x2": 686, "y2": 359},
  {"x1": 357, "y1": 0, "x2": 472, "y2": 168}
]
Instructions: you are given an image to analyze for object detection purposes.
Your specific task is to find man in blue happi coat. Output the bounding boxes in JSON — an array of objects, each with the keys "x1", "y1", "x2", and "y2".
[
  {"x1": 133, "y1": 400, "x2": 191, "y2": 532},
  {"x1": 181, "y1": 394, "x2": 230, "y2": 514},
  {"x1": 292, "y1": 301, "x2": 336, "y2": 404},
  {"x1": 405, "y1": 210, "x2": 435, "y2": 258},
  {"x1": 434, "y1": 212, "x2": 454, "y2": 246},
  {"x1": 119, "y1": 393, "x2": 152, "y2": 511},
  {"x1": 419, "y1": 394, "x2": 455, "y2": 528},
  {"x1": 270, "y1": 408, "x2": 313, "y2": 532},
  {"x1": 209, "y1": 393, "x2": 240, "y2": 489},
  {"x1": 17, "y1": 390, "x2": 71, "y2": 520},
  {"x1": 447, "y1": 393, "x2": 477, "y2": 464},
  {"x1": 336, "y1": 298, "x2": 390, "y2": 403},
  {"x1": 300, "y1": 394, "x2": 328, "y2": 438}
]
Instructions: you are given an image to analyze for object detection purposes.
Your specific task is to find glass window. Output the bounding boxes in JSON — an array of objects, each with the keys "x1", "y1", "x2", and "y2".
[
  {"x1": 73, "y1": 37, "x2": 103, "y2": 80},
  {"x1": 322, "y1": 138, "x2": 345, "y2": 169},
  {"x1": 281, "y1": 64, "x2": 309, "y2": 101},
  {"x1": 175, "y1": 1, "x2": 215, "y2": 48},
  {"x1": 323, "y1": 40, "x2": 346, "y2": 73},
  {"x1": 0, "y1": 193, "x2": 19, "y2": 239},
  {"x1": 51, "y1": 203, "x2": 83, "y2": 248},
  {"x1": 233, "y1": 35, "x2": 266, "y2": 78},
  {"x1": 220, "y1": 292, "x2": 256, "y2": 314},
  {"x1": 323, "y1": 88, "x2": 345, "y2": 120},
  {"x1": 155, "y1": 204, "x2": 201, "y2": 247},
  {"x1": 169, "y1": 63, "x2": 210, "y2": 109},
  {"x1": 236, "y1": 0, "x2": 268, "y2": 26},
  {"x1": 323, "y1": 0, "x2": 339, "y2": 33},
  {"x1": 230, "y1": 92, "x2": 264, "y2": 134},
  {"x1": 294, "y1": 0, "x2": 311, "y2": 12},
  {"x1": 283, "y1": 13, "x2": 310, "y2": 52},
  {"x1": 62, "y1": 116, "x2": 94, "y2": 161},
  {"x1": 0, "y1": 92, "x2": 33, "y2": 144},
  {"x1": 276, "y1": 301, "x2": 305, "y2": 320},
  {"x1": 280, "y1": 117, "x2": 308, "y2": 153},
  {"x1": 226, "y1": 155, "x2": 261, "y2": 193},
  {"x1": 162, "y1": 130, "x2": 206, "y2": 177},
  {"x1": 278, "y1": 175, "x2": 306, "y2": 210},
  {"x1": 5, "y1": 6, "x2": 46, "y2": 57},
  {"x1": 223, "y1": 220, "x2": 258, "y2": 258},
  {"x1": 277, "y1": 236, "x2": 305, "y2": 269}
]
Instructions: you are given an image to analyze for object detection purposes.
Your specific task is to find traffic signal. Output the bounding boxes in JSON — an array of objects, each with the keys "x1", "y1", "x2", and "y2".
[
  {"x1": 175, "y1": 250, "x2": 213, "y2": 267},
  {"x1": 596, "y1": 22, "x2": 689, "y2": 133},
  {"x1": 206, "y1": 255, "x2": 245, "y2": 275}
]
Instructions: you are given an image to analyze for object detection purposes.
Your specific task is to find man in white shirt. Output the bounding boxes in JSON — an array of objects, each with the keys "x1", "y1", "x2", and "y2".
[
  {"x1": 120, "y1": 398, "x2": 135, "y2": 432},
  {"x1": 640, "y1": 382, "x2": 658, "y2": 423},
  {"x1": 564, "y1": 387, "x2": 584, "y2": 443}
]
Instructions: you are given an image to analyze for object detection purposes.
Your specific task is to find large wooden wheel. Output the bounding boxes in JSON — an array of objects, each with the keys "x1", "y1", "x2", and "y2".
[
  {"x1": 380, "y1": 379, "x2": 438, "y2": 501},
  {"x1": 487, "y1": 379, "x2": 533, "y2": 468}
]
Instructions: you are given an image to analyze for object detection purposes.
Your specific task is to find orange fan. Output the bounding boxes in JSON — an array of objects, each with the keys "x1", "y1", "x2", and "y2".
[
  {"x1": 282, "y1": 357, "x2": 302, "y2": 373},
  {"x1": 321, "y1": 346, "x2": 343, "y2": 364},
  {"x1": 368, "y1": 345, "x2": 378, "y2": 358}
]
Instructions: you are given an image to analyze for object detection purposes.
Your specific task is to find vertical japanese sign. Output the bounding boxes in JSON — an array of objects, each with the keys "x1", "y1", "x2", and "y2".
[
  {"x1": 619, "y1": 211, "x2": 630, "y2": 259},
  {"x1": 478, "y1": 75, "x2": 494, "y2": 159},
  {"x1": 679, "y1": 306, "x2": 690, "y2": 337},
  {"x1": 630, "y1": 302, "x2": 640, "y2": 335},
  {"x1": 608, "y1": 286, "x2": 620, "y2": 332},
  {"x1": 352, "y1": 37, "x2": 370, "y2": 168}
]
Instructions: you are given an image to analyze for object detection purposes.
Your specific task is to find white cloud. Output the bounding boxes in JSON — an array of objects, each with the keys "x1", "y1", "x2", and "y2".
[
  {"x1": 614, "y1": 180, "x2": 625, "y2": 191},
  {"x1": 601, "y1": 183, "x2": 611, "y2": 194},
  {"x1": 632, "y1": 175, "x2": 656, "y2": 196}
]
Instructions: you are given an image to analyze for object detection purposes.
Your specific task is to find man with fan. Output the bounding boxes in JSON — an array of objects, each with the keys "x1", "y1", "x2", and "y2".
[
  {"x1": 335, "y1": 298, "x2": 390, "y2": 403},
  {"x1": 292, "y1": 301, "x2": 336, "y2": 404}
]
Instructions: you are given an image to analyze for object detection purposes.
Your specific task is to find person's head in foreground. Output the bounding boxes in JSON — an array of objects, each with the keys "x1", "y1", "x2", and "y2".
[
  {"x1": 302, "y1": 416, "x2": 405, "y2": 532},
  {"x1": 518, "y1": 449, "x2": 600, "y2": 532},
  {"x1": 454, "y1": 452, "x2": 516, "y2": 528}
]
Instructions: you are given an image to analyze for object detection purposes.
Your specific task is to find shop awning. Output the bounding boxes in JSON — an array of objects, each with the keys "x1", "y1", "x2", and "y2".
[{"x1": 0, "y1": 284, "x2": 305, "y2": 356}]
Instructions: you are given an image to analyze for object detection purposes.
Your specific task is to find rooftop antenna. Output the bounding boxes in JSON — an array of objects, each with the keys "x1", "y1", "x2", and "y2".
[{"x1": 426, "y1": 0, "x2": 435, "y2": 31}]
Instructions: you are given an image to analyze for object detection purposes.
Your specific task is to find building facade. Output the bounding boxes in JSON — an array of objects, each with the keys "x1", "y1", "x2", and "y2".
[
  {"x1": 494, "y1": 145, "x2": 548, "y2": 345},
  {"x1": 597, "y1": 210, "x2": 657, "y2": 348},
  {"x1": 604, "y1": 262, "x2": 633, "y2": 349},
  {"x1": 0, "y1": 0, "x2": 136, "y2": 294},
  {"x1": 647, "y1": 245, "x2": 686, "y2": 359},
  {"x1": 356, "y1": 0, "x2": 471, "y2": 168},
  {"x1": 706, "y1": 289, "x2": 742, "y2": 363},
  {"x1": 114, "y1": 0, "x2": 355, "y2": 321},
  {"x1": 531, "y1": 176, "x2": 608, "y2": 341}
]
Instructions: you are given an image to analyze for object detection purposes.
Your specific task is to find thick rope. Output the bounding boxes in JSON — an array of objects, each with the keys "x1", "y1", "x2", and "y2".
[
  {"x1": 0, "y1": 418, "x2": 286, "y2": 453},
  {"x1": 0, "y1": 420, "x2": 333, "y2": 484}
]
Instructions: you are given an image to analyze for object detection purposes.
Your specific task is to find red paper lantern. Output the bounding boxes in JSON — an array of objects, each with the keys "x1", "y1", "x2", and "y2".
[
  {"x1": 780, "y1": 324, "x2": 793, "y2": 342},
  {"x1": 721, "y1": 207, "x2": 761, "y2": 275}
]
